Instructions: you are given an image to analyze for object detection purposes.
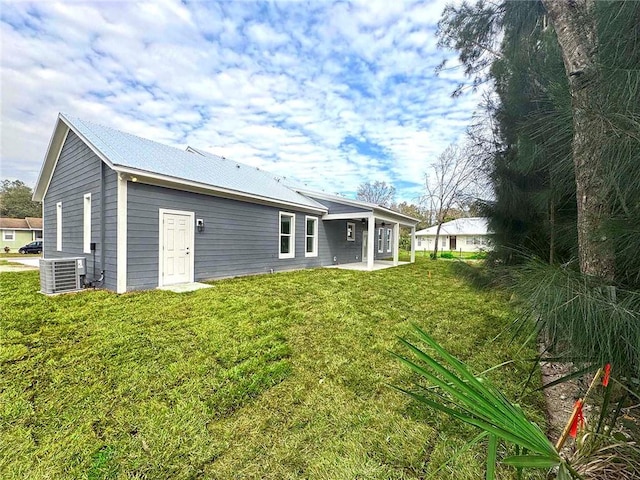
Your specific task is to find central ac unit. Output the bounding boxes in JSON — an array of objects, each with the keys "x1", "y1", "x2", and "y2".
[{"x1": 40, "y1": 257, "x2": 86, "y2": 294}]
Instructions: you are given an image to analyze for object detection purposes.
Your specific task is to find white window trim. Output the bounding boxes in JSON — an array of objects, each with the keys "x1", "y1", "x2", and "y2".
[
  {"x1": 2, "y1": 230, "x2": 15, "y2": 241},
  {"x1": 56, "y1": 202, "x2": 62, "y2": 251},
  {"x1": 346, "y1": 221, "x2": 355, "y2": 242},
  {"x1": 279, "y1": 212, "x2": 295, "y2": 259},
  {"x1": 377, "y1": 228, "x2": 383, "y2": 253},
  {"x1": 83, "y1": 193, "x2": 92, "y2": 253},
  {"x1": 386, "y1": 228, "x2": 392, "y2": 252},
  {"x1": 305, "y1": 216, "x2": 318, "y2": 257}
]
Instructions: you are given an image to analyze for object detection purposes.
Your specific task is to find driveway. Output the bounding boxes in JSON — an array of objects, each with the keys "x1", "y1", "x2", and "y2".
[
  {"x1": 11, "y1": 258, "x2": 40, "y2": 267},
  {"x1": 0, "y1": 257, "x2": 40, "y2": 272}
]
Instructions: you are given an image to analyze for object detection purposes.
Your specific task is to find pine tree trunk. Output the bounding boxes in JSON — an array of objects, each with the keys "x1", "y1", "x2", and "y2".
[
  {"x1": 549, "y1": 195, "x2": 555, "y2": 265},
  {"x1": 542, "y1": 0, "x2": 615, "y2": 282}
]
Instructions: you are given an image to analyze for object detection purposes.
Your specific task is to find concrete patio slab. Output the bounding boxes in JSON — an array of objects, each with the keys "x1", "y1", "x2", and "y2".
[
  {"x1": 325, "y1": 260, "x2": 410, "y2": 271},
  {"x1": 158, "y1": 282, "x2": 213, "y2": 293}
]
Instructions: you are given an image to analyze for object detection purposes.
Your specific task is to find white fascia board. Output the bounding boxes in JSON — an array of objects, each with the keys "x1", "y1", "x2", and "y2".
[
  {"x1": 322, "y1": 212, "x2": 373, "y2": 221},
  {"x1": 113, "y1": 167, "x2": 327, "y2": 215},
  {"x1": 324, "y1": 210, "x2": 416, "y2": 226},
  {"x1": 373, "y1": 212, "x2": 419, "y2": 227},
  {"x1": 34, "y1": 121, "x2": 70, "y2": 202},
  {"x1": 372, "y1": 207, "x2": 420, "y2": 225}
]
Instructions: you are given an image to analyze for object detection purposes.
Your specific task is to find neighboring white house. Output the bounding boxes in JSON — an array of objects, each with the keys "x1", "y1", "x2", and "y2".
[{"x1": 415, "y1": 217, "x2": 492, "y2": 252}]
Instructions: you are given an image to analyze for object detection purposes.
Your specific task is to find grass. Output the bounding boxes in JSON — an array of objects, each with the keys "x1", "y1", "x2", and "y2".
[
  {"x1": 0, "y1": 256, "x2": 545, "y2": 479},
  {"x1": 415, "y1": 250, "x2": 488, "y2": 260}
]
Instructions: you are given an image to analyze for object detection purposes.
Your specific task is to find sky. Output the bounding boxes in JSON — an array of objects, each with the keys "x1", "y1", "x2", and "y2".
[{"x1": 1, "y1": 0, "x2": 483, "y2": 204}]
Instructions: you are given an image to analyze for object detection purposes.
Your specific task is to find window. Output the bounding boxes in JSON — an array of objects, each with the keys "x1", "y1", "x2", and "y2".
[
  {"x1": 441, "y1": 236, "x2": 446, "y2": 247},
  {"x1": 56, "y1": 202, "x2": 62, "y2": 251},
  {"x1": 3, "y1": 230, "x2": 15, "y2": 241},
  {"x1": 466, "y1": 236, "x2": 486, "y2": 246},
  {"x1": 377, "y1": 228, "x2": 383, "y2": 253},
  {"x1": 279, "y1": 212, "x2": 295, "y2": 259},
  {"x1": 34, "y1": 230, "x2": 43, "y2": 240},
  {"x1": 417, "y1": 238, "x2": 422, "y2": 247},
  {"x1": 386, "y1": 228, "x2": 392, "y2": 252},
  {"x1": 83, "y1": 193, "x2": 91, "y2": 253},
  {"x1": 305, "y1": 216, "x2": 318, "y2": 257},
  {"x1": 346, "y1": 222, "x2": 355, "y2": 241}
]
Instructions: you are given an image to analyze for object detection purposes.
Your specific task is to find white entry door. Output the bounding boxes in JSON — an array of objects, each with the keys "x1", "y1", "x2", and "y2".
[
  {"x1": 362, "y1": 230, "x2": 368, "y2": 262},
  {"x1": 160, "y1": 209, "x2": 194, "y2": 286}
]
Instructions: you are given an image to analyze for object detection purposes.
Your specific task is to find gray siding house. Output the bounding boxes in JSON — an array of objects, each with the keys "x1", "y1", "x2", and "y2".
[{"x1": 33, "y1": 113, "x2": 418, "y2": 293}]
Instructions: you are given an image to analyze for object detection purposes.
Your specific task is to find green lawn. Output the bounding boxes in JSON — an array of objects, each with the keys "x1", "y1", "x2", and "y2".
[{"x1": 0, "y1": 257, "x2": 544, "y2": 479}]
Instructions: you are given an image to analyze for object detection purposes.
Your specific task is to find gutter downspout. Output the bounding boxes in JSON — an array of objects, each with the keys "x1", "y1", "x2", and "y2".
[{"x1": 100, "y1": 161, "x2": 106, "y2": 280}]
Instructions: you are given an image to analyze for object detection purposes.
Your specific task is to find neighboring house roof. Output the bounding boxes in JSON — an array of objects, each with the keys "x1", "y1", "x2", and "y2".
[
  {"x1": 0, "y1": 217, "x2": 43, "y2": 230},
  {"x1": 25, "y1": 217, "x2": 42, "y2": 229},
  {"x1": 33, "y1": 113, "x2": 327, "y2": 212},
  {"x1": 416, "y1": 217, "x2": 491, "y2": 236}
]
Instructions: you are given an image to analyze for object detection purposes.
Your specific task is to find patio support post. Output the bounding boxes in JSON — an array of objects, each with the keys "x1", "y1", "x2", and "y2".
[
  {"x1": 367, "y1": 216, "x2": 375, "y2": 271},
  {"x1": 393, "y1": 222, "x2": 399, "y2": 266},
  {"x1": 410, "y1": 226, "x2": 416, "y2": 263}
]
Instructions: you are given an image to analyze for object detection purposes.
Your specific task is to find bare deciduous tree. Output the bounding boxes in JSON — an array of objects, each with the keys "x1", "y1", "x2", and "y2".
[
  {"x1": 356, "y1": 181, "x2": 396, "y2": 207},
  {"x1": 423, "y1": 145, "x2": 478, "y2": 259}
]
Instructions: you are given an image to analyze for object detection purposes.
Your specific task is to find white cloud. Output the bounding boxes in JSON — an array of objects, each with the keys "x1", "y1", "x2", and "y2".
[{"x1": 0, "y1": 0, "x2": 484, "y2": 205}]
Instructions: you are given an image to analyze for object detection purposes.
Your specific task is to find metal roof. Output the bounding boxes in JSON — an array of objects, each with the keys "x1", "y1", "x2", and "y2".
[
  {"x1": 415, "y1": 217, "x2": 491, "y2": 236},
  {"x1": 59, "y1": 114, "x2": 326, "y2": 211}
]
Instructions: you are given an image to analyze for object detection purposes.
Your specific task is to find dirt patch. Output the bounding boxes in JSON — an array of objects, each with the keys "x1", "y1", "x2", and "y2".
[{"x1": 539, "y1": 360, "x2": 587, "y2": 448}]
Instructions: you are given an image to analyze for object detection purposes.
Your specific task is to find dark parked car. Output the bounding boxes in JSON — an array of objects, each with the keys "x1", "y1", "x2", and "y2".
[{"x1": 18, "y1": 241, "x2": 42, "y2": 254}]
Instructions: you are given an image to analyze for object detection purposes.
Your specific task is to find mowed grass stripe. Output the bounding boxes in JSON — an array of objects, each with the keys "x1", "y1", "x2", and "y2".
[{"x1": 0, "y1": 256, "x2": 544, "y2": 479}]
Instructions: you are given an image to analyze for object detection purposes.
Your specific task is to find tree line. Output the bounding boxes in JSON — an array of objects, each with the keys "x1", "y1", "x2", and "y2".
[{"x1": 0, "y1": 180, "x2": 42, "y2": 218}]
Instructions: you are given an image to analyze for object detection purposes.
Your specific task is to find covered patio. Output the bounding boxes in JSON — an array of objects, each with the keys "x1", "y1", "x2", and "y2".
[{"x1": 322, "y1": 208, "x2": 418, "y2": 271}]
